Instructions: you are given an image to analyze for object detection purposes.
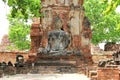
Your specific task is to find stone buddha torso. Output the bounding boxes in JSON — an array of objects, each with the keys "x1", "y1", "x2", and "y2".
[
  {"x1": 38, "y1": 16, "x2": 71, "y2": 55},
  {"x1": 47, "y1": 16, "x2": 70, "y2": 53},
  {"x1": 47, "y1": 30, "x2": 70, "y2": 52}
]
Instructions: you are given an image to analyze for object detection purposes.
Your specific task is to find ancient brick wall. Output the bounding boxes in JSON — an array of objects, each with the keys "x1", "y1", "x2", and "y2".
[
  {"x1": 0, "y1": 51, "x2": 28, "y2": 64},
  {"x1": 92, "y1": 51, "x2": 115, "y2": 63},
  {"x1": 97, "y1": 68, "x2": 119, "y2": 80}
]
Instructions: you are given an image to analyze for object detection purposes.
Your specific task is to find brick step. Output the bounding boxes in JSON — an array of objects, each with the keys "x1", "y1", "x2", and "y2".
[
  {"x1": 34, "y1": 60, "x2": 77, "y2": 66},
  {"x1": 29, "y1": 66, "x2": 77, "y2": 73}
]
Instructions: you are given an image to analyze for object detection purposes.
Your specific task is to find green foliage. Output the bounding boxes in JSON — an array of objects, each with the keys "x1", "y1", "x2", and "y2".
[
  {"x1": 101, "y1": 0, "x2": 120, "y2": 14},
  {"x1": 3, "y1": 0, "x2": 41, "y2": 20},
  {"x1": 6, "y1": 45, "x2": 17, "y2": 50},
  {"x1": 84, "y1": 0, "x2": 120, "y2": 44},
  {"x1": 2, "y1": 0, "x2": 42, "y2": 50},
  {"x1": 8, "y1": 14, "x2": 30, "y2": 50}
]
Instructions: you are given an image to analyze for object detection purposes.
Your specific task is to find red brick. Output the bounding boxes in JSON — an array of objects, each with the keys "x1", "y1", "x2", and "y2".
[{"x1": 0, "y1": 51, "x2": 28, "y2": 64}]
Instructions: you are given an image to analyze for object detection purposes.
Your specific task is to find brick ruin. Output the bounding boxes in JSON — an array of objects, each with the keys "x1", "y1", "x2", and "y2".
[
  {"x1": 29, "y1": 0, "x2": 92, "y2": 65},
  {"x1": 0, "y1": 35, "x2": 12, "y2": 50},
  {"x1": 28, "y1": 0, "x2": 120, "y2": 80},
  {"x1": 1, "y1": 0, "x2": 120, "y2": 80},
  {"x1": 0, "y1": 0, "x2": 93, "y2": 76},
  {"x1": 104, "y1": 42, "x2": 120, "y2": 51}
]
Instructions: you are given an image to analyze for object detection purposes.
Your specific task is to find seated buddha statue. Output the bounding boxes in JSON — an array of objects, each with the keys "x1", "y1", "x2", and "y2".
[{"x1": 38, "y1": 16, "x2": 72, "y2": 56}]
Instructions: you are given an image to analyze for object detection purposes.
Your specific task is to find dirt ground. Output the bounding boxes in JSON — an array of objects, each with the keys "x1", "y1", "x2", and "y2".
[{"x1": 0, "y1": 73, "x2": 90, "y2": 80}]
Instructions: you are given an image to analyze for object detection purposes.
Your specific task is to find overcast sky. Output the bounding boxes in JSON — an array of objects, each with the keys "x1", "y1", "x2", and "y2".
[{"x1": 0, "y1": 0, "x2": 9, "y2": 42}]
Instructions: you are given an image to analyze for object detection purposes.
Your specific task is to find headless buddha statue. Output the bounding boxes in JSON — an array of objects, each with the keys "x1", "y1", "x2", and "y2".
[{"x1": 38, "y1": 16, "x2": 72, "y2": 56}]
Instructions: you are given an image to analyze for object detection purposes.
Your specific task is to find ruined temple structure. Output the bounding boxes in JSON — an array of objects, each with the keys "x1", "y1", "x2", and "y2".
[
  {"x1": 104, "y1": 42, "x2": 120, "y2": 51},
  {"x1": 29, "y1": 0, "x2": 92, "y2": 67},
  {"x1": 0, "y1": 35, "x2": 12, "y2": 50},
  {"x1": 1, "y1": 1, "x2": 120, "y2": 79}
]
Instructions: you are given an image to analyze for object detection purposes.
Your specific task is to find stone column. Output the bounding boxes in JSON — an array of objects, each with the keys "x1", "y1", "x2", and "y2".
[{"x1": 29, "y1": 18, "x2": 42, "y2": 56}]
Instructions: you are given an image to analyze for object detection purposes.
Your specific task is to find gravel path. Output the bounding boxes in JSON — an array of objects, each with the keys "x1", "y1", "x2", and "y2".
[{"x1": 0, "y1": 74, "x2": 90, "y2": 80}]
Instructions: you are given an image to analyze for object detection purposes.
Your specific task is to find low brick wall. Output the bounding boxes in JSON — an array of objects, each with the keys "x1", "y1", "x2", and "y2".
[
  {"x1": 92, "y1": 51, "x2": 115, "y2": 63},
  {"x1": 97, "y1": 68, "x2": 119, "y2": 80},
  {"x1": 0, "y1": 50, "x2": 116, "y2": 65},
  {"x1": 0, "y1": 51, "x2": 29, "y2": 64}
]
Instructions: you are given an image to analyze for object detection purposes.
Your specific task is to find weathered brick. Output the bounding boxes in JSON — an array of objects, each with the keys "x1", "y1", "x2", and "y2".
[
  {"x1": 97, "y1": 68, "x2": 119, "y2": 80},
  {"x1": 0, "y1": 51, "x2": 28, "y2": 64}
]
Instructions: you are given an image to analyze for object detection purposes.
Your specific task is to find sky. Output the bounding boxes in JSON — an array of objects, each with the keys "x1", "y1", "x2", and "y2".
[
  {"x1": 116, "y1": 5, "x2": 120, "y2": 13},
  {"x1": 0, "y1": 0, "x2": 9, "y2": 42}
]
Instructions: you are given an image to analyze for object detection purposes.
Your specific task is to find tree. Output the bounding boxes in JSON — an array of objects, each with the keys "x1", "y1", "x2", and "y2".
[
  {"x1": 3, "y1": 0, "x2": 41, "y2": 19},
  {"x1": 2, "y1": 0, "x2": 41, "y2": 50},
  {"x1": 8, "y1": 14, "x2": 30, "y2": 50},
  {"x1": 84, "y1": 0, "x2": 120, "y2": 44}
]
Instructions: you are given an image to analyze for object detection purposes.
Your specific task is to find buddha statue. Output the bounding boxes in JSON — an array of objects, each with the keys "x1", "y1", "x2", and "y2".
[{"x1": 38, "y1": 16, "x2": 72, "y2": 56}]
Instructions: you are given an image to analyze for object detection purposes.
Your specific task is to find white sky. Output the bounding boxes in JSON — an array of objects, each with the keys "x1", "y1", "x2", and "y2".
[
  {"x1": 116, "y1": 5, "x2": 120, "y2": 13},
  {"x1": 0, "y1": 0, "x2": 9, "y2": 42}
]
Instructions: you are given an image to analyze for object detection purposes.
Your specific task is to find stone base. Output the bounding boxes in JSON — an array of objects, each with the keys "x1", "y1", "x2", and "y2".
[{"x1": 29, "y1": 66, "x2": 77, "y2": 74}]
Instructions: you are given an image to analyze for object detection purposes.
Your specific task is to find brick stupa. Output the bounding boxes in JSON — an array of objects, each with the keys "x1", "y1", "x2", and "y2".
[{"x1": 29, "y1": 0, "x2": 92, "y2": 65}]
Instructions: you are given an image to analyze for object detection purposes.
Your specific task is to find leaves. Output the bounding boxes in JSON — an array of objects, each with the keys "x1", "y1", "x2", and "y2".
[
  {"x1": 102, "y1": 0, "x2": 120, "y2": 14},
  {"x1": 5, "y1": 0, "x2": 41, "y2": 20},
  {"x1": 84, "y1": 0, "x2": 120, "y2": 44},
  {"x1": 8, "y1": 14, "x2": 31, "y2": 50},
  {"x1": 8, "y1": 0, "x2": 14, "y2": 6},
  {"x1": 2, "y1": 0, "x2": 42, "y2": 50}
]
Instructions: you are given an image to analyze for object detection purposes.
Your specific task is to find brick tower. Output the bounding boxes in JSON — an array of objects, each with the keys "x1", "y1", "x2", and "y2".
[{"x1": 29, "y1": 0, "x2": 92, "y2": 65}]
